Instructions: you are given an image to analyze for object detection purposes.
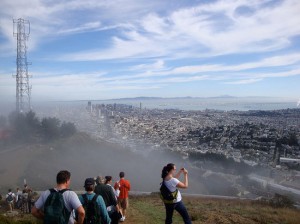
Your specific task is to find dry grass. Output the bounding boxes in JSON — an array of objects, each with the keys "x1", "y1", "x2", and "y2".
[
  {"x1": 126, "y1": 195, "x2": 300, "y2": 224},
  {"x1": 0, "y1": 195, "x2": 300, "y2": 223}
]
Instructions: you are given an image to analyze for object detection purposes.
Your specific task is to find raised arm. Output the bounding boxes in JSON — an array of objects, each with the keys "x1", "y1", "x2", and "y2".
[{"x1": 176, "y1": 168, "x2": 189, "y2": 189}]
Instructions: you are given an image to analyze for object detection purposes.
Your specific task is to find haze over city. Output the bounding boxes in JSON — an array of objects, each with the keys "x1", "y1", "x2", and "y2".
[{"x1": 0, "y1": 0, "x2": 300, "y2": 102}]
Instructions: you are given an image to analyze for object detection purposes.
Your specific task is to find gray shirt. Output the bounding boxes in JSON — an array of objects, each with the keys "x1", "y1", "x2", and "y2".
[{"x1": 34, "y1": 188, "x2": 82, "y2": 212}]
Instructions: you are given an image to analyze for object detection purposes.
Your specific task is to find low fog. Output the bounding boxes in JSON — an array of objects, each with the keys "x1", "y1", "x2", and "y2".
[{"x1": 1, "y1": 102, "x2": 299, "y2": 204}]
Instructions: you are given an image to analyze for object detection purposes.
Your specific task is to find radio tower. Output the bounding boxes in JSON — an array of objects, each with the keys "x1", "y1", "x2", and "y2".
[{"x1": 13, "y1": 18, "x2": 31, "y2": 113}]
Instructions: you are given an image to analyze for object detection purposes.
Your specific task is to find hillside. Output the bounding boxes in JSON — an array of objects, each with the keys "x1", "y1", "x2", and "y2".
[{"x1": 1, "y1": 195, "x2": 300, "y2": 224}]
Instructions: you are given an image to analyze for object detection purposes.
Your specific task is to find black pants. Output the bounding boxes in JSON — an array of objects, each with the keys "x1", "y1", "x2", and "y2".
[
  {"x1": 109, "y1": 210, "x2": 122, "y2": 224},
  {"x1": 164, "y1": 201, "x2": 192, "y2": 224}
]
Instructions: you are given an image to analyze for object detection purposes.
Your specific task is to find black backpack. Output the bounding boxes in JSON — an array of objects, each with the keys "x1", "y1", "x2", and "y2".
[
  {"x1": 44, "y1": 189, "x2": 70, "y2": 224},
  {"x1": 82, "y1": 194, "x2": 101, "y2": 224},
  {"x1": 160, "y1": 181, "x2": 178, "y2": 204},
  {"x1": 6, "y1": 193, "x2": 14, "y2": 202}
]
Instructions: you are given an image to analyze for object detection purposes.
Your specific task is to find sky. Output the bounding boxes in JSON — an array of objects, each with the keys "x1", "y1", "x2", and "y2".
[{"x1": 0, "y1": 0, "x2": 300, "y2": 102}]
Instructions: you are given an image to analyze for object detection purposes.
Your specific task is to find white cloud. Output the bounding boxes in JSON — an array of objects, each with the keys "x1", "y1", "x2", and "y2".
[
  {"x1": 56, "y1": 0, "x2": 300, "y2": 61},
  {"x1": 224, "y1": 78, "x2": 263, "y2": 85}
]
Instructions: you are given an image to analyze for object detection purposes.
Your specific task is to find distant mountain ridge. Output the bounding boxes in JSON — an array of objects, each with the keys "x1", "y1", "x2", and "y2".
[{"x1": 108, "y1": 95, "x2": 237, "y2": 101}]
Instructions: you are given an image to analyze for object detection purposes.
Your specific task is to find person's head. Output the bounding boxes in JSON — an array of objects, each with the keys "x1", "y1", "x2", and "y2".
[
  {"x1": 119, "y1": 172, "x2": 125, "y2": 178},
  {"x1": 24, "y1": 184, "x2": 28, "y2": 188},
  {"x1": 84, "y1": 178, "x2": 95, "y2": 192},
  {"x1": 56, "y1": 170, "x2": 71, "y2": 187},
  {"x1": 161, "y1": 163, "x2": 176, "y2": 179},
  {"x1": 105, "y1": 176, "x2": 112, "y2": 184},
  {"x1": 8, "y1": 189, "x2": 12, "y2": 192},
  {"x1": 96, "y1": 176, "x2": 103, "y2": 185}
]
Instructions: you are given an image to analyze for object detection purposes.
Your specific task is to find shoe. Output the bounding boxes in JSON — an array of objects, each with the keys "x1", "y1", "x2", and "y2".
[{"x1": 120, "y1": 216, "x2": 126, "y2": 222}]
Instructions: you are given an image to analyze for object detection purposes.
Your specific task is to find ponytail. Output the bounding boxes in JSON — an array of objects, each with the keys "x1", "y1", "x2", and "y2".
[{"x1": 161, "y1": 163, "x2": 175, "y2": 179}]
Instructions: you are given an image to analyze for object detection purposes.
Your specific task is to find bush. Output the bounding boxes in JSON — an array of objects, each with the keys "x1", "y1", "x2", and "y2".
[
  {"x1": 6, "y1": 111, "x2": 77, "y2": 143},
  {"x1": 269, "y1": 193, "x2": 294, "y2": 208},
  {"x1": 60, "y1": 122, "x2": 77, "y2": 138},
  {"x1": 41, "y1": 117, "x2": 61, "y2": 141}
]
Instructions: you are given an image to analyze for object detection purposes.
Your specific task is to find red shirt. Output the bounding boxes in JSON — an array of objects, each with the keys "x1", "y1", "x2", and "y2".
[{"x1": 116, "y1": 178, "x2": 130, "y2": 199}]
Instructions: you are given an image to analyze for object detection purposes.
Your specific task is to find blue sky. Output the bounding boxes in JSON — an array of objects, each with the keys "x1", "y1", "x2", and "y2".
[{"x1": 0, "y1": 0, "x2": 300, "y2": 101}]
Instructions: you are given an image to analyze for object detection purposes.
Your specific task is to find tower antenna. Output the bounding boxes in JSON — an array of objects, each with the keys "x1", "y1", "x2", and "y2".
[{"x1": 13, "y1": 18, "x2": 31, "y2": 113}]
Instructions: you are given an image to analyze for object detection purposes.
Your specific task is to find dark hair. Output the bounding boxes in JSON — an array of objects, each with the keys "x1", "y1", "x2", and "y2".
[
  {"x1": 161, "y1": 163, "x2": 175, "y2": 179},
  {"x1": 8, "y1": 189, "x2": 11, "y2": 192},
  {"x1": 119, "y1": 172, "x2": 125, "y2": 178},
  {"x1": 85, "y1": 185, "x2": 94, "y2": 192},
  {"x1": 105, "y1": 176, "x2": 112, "y2": 184},
  {"x1": 56, "y1": 170, "x2": 71, "y2": 184}
]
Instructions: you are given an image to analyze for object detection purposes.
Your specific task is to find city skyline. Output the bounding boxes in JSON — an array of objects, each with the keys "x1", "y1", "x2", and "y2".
[{"x1": 0, "y1": 0, "x2": 300, "y2": 102}]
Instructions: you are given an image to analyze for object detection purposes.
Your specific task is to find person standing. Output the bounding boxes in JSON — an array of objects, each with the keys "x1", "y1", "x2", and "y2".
[
  {"x1": 22, "y1": 184, "x2": 32, "y2": 214},
  {"x1": 161, "y1": 163, "x2": 192, "y2": 224},
  {"x1": 31, "y1": 170, "x2": 85, "y2": 224},
  {"x1": 15, "y1": 187, "x2": 22, "y2": 209},
  {"x1": 114, "y1": 172, "x2": 130, "y2": 222},
  {"x1": 78, "y1": 178, "x2": 111, "y2": 224},
  {"x1": 6, "y1": 189, "x2": 15, "y2": 212}
]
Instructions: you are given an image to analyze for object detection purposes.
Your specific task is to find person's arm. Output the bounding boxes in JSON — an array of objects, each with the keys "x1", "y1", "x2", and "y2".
[
  {"x1": 76, "y1": 205, "x2": 85, "y2": 224},
  {"x1": 31, "y1": 206, "x2": 44, "y2": 219},
  {"x1": 31, "y1": 191, "x2": 47, "y2": 219},
  {"x1": 176, "y1": 168, "x2": 189, "y2": 189},
  {"x1": 127, "y1": 181, "x2": 131, "y2": 191}
]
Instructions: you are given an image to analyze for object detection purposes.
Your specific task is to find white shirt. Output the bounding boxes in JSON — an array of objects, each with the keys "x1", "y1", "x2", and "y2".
[{"x1": 164, "y1": 178, "x2": 182, "y2": 203}]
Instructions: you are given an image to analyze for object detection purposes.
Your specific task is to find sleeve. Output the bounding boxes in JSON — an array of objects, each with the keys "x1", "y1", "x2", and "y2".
[
  {"x1": 114, "y1": 182, "x2": 119, "y2": 190},
  {"x1": 97, "y1": 196, "x2": 111, "y2": 224},
  {"x1": 69, "y1": 191, "x2": 82, "y2": 210},
  {"x1": 34, "y1": 191, "x2": 49, "y2": 210},
  {"x1": 172, "y1": 178, "x2": 180, "y2": 187},
  {"x1": 127, "y1": 181, "x2": 131, "y2": 191}
]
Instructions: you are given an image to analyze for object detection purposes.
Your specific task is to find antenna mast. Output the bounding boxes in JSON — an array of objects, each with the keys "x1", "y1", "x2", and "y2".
[{"x1": 13, "y1": 18, "x2": 31, "y2": 113}]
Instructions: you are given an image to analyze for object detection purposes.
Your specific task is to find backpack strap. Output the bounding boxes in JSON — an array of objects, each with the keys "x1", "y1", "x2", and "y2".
[
  {"x1": 49, "y1": 188, "x2": 69, "y2": 194},
  {"x1": 59, "y1": 189, "x2": 69, "y2": 194},
  {"x1": 91, "y1": 194, "x2": 98, "y2": 203},
  {"x1": 49, "y1": 188, "x2": 56, "y2": 193},
  {"x1": 82, "y1": 193, "x2": 89, "y2": 205}
]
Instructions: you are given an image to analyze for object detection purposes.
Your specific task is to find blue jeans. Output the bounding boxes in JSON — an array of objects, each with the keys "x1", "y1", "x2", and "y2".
[{"x1": 164, "y1": 201, "x2": 192, "y2": 224}]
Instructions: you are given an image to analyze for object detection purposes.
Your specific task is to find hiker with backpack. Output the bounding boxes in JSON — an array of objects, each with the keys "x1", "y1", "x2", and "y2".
[
  {"x1": 160, "y1": 163, "x2": 192, "y2": 224},
  {"x1": 78, "y1": 178, "x2": 111, "y2": 224},
  {"x1": 31, "y1": 170, "x2": 85, "y2": 224},
  {"x1": 6, "y1": 189, "x2": 15, "y2": 212}
]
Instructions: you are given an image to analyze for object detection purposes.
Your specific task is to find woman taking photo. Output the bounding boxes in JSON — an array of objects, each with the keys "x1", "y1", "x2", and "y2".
[{"x1": 161, "y1": 163, "x2": 192, "y2": 224}]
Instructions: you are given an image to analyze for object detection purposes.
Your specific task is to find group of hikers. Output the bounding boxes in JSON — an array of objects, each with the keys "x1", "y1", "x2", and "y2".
[
  {"x1": 3, "y1": 162, "x2": 192, "y2": 224},
  {"x1": 31, "y1": 170, "x2": 131, "y2": 224},
  {"x1": 4, "y1": 184, "x2": 35, "y2": 214}
]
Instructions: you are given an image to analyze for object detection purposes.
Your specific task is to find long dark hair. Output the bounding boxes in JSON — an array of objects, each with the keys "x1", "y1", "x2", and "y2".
[{"x1": 161, "y1": 163, "x2": 175, "y2": 179}]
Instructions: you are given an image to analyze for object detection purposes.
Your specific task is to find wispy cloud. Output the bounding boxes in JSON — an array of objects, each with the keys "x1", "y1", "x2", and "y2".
[
  {"x1": 57, "y1": 0, "x2": 300, "y2": 61},
  {"x1": 1, "y1": 0, "x2": 299, "y2": 100},
  {"x1": 224, "y1": 78, "x2": 263, "y2": 85}
]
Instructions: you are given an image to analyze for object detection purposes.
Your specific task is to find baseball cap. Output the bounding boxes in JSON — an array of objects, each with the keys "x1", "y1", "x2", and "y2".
[{"x1": 84, "y1": 178, "x2": 95, "y2": 187}]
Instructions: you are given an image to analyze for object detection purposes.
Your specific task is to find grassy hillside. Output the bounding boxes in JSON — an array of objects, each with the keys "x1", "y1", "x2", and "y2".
[{"x1": 1, "y1": 195, "x2": 300, "y2": 224}]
